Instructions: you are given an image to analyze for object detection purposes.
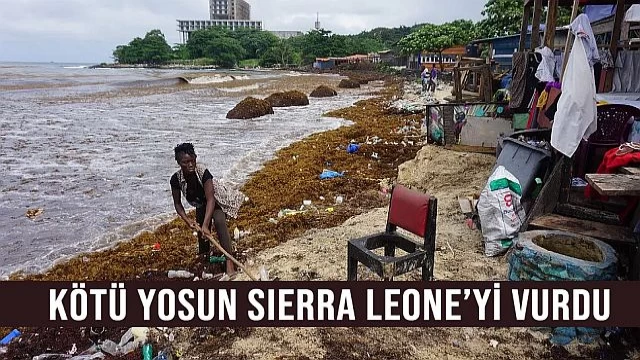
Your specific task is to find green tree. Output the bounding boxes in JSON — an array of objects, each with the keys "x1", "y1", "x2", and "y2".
[
  {"x1": 205, "y1": 37, "x2": 246, "y2": 68},
  {"x1": 112, "y1": 30, "x2": 172, "y2": 64},
  {"x1": 172, "y1": 43, "x2": 190, "y2": 61},
  {"x1": 233, "y1": 29, "x2": 279, "y2": 59},
  {"x1": 477, "y1": 0, "x2": 575, "y2": 38},
  {"x1": 259, "y1": 39, "x2": 301, "y2": 67},
  {"x1": 398, "y1": 20, "x2": 476, "y2": 70},
  {"x1": 141, "y1": 30, "x2": 172, "y2": 64}
]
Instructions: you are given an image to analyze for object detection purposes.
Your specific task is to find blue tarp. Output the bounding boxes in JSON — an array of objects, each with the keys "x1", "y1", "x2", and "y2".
[{"x1": 583, "y1": 5, "x2": 616, "y2": 23}]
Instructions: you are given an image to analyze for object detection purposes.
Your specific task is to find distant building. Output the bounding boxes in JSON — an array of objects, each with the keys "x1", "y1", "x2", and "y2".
[
  {"x1": 177, "y1": 19, "x2": 263, "y2": 42},
  {"x1": 210, "y1": 0, "x2": 250, "y2": 20},
  {"x1": 270, "y1": 31, "x2": 303, "y2": 39},
  {"x1": 315, "y1": 13, "x2": 321, "y2": 30},
  {"x1": 313, "y1": 54, "x2": 370, "y2": 70},
  {"x1": 178, "y1": 0, "x2": 261, "y2": 43},
  {"x1": 407, "y1": 45, "x2": 467, "y2": 70}
]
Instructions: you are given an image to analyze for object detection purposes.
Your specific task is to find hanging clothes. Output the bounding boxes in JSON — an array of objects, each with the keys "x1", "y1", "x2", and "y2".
[
  {"x1": 509, "y1": 52, "x2": 528, "y2": 109},
  {"x1": 624, "y1": 4, "x2": 640, "y2": 23},
  {"x1": 535, "y1": 47, "x2": 556, "y2": 82},
  {"x1": 570, "y1": 14, "x2": 600, "y2": 67},
  {"x1": 551, "y1": 37, "x2": 597, "y2": 158}
]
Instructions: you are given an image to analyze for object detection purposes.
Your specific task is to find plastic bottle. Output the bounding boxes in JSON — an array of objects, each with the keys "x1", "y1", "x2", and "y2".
[
  {"x1": 167, "y1": 270, "x2": 193, "y2": 278},
  {"x1": 142, "y1": 343, "x2": 153, "y2": 360},
  {"x1": 0, "y1": 329, "x2": 21, "y2": 346}
]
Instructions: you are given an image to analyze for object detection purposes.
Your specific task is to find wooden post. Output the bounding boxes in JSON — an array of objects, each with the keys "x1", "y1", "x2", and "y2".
[
  {"x1": 543, "y1": 0, "x2": 558, "y2": 49},
  {"x1": 519, "y1": 4, "x2": 532, "y2": 51},
  {"x1": 601, "y1": 0, "x2": 626, "y2": 92},
  {"x1": 531, "y1": 0, "x2": 543, "y2": 49},
  {"x1": 561, "y1": 0, "x2": 580, "y2": 78}
]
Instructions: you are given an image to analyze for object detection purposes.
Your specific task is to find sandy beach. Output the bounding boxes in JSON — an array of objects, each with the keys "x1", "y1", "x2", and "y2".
[{"x1": 2, "y1": 70, "x2": 635, "y2": 359}]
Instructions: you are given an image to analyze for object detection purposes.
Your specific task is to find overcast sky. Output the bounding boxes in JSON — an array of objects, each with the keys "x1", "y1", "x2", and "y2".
[{"x1": 0, "y1": 0, "x2": 486, "y2": 64}]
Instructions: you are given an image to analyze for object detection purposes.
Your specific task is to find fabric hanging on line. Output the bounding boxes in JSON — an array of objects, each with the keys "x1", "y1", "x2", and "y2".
[
  {"x1": 535, "y1": 47, "x2": 556, "y2": 82},
  {"x1": 570, "y1": 14, "x2": 600, "y2": 67},
  {"x1": 537, "y1": 90, "x2": 549, "y2": 108},
  {"x1": 509, "y1": 52, "x2": 528, "y2": 109},
  {"x1": 537, "y1": 87, "x2": 562, "y2": 129},
  {"x1": 612, "y1": 51, "x2": 640, "y2": 93},
  {"x1": 598, "y1": 49, "x2": 615, "y2": 69},
  {"x1": 551, "y1": 36, "x2": 597, "y2": 158},
  {"x1": 624, "y1": 4, "x2": 640, "y2": 23}
]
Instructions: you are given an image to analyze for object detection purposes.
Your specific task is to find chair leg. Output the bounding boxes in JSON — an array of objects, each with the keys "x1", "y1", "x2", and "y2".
[
  {"x1": 423, "y1": 253, "x2": 435, "y2": 281},
  {"x1": 347, "y1": 255, "x2": 358, "y2": 281},
  {"x1": 384, "y1": 243, "x2": 395, "y2": 257}
]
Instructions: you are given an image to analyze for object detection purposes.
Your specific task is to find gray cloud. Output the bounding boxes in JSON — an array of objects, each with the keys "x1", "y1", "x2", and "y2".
[{"x1": 0, "y1": 0, "x2": 485, "y2": 63}]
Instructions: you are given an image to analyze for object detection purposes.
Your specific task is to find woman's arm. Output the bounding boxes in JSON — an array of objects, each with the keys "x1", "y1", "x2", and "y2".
[
  {"x1": 201, "y1": 179, "x2": 216, "y2": 236},
  {"x1": 172, "y1": 187, "x2": 196, "y2": 228}
]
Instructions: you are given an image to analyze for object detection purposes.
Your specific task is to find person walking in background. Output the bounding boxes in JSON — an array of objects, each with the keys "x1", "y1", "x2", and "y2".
[
  {"x1": 421, "y1": 65, "x2": 430, "y2": 93},
  {"x1": 429, "y1": 64, "x2": 438, "y2": 93}
]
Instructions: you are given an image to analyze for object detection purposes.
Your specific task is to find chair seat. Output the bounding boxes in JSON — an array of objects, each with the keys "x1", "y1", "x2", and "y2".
[{"x1": 348, "y1": 232, "x2": 431, "y2": 280}]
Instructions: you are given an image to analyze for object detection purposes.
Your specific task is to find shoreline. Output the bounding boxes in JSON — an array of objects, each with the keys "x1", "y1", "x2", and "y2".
[{"x1": 11, "y1": 74, "x2": 424, "y2": 282}]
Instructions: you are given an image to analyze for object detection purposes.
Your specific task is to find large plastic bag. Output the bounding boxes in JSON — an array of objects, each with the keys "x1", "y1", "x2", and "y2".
[{"x1": 477, "y1": 166, "x2": 526, "y2": 257}]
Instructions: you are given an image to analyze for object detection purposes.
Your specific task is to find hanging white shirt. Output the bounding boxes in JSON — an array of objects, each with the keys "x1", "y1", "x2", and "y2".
[
  {"x1": 550, "y1": 37, "x2": 597, "y2": 158},
  {"x1": 535, "y1": 46, "x2": 556, "y2": 82}
]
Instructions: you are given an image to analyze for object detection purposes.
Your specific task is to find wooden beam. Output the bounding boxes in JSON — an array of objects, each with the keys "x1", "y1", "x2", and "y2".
[
  {"x1": 520, "y1": 4, "x2": 533, "y2": 51},
  {"x1": 586, "y1": 174, "x2": 640, "y2": 197},
  {"x1": 561, "y1": 0, "x2": 580, "y2": 78},
  {"x1": 543, "y1": 0, "x2": 559, "y2": 48},
  {"x1": 531, "y1": 0, "x2": 543, "y2": 49},
  {"x1": 605, "y1": 0, "x2": 626, "y2": 92},
  {"x1": 529, "y1": 214, "x2": 635, "y2": 245},
  {"x1": 610, "y1": 0, "x2": 626, "y2": 60}
]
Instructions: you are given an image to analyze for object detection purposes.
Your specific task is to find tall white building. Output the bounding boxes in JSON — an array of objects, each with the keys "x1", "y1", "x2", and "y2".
[
  {"x1": 210, "y1": 0, "x2": 251, "y2": 20},
  {"x1": 178, "y1": 0, "x2": 259, "y2": 42}
]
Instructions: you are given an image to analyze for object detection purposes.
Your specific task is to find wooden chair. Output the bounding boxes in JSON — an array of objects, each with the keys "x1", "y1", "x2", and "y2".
[{"x1": 347, "y1": 185, "x2": 437, "y2": 281}]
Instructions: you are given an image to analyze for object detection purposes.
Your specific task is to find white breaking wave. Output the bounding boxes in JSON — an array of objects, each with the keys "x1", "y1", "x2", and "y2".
[{"x1": 188, "y1": 75, "x2": 249, "y2": 84}]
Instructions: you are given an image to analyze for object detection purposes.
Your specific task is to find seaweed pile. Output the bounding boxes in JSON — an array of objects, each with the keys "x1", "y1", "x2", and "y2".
[
  {"x1": 264, "y1": 90, "x2": 309, "y2": 107},
  {"x1": 226, "y1": 97, "x2": 274, "y2": 119},
  {"x1": 309, "y1": 85, "x2": 338, "y2": 98},
  {"x1": 337, "y1": 79, "x2": 361, "y2": 89}
]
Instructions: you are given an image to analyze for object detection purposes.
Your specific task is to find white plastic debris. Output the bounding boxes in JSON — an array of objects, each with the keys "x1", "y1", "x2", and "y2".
[
  {"x1": 168, "y1": 270, "x2": 193, "y2": 279},
  {"x1": 233, "y1": 227, "x2": 240, "y2": 241},
  {"x1": 259, "y1": 266, "x2": 270, "y2": 281},
  {"x1": 489, "y1": 339, "x2": 499, "y2": 348}
]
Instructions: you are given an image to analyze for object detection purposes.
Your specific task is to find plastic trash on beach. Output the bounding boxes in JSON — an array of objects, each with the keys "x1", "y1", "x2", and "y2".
[
  {"x1": 259, "y1": 266, "x2": 270, "y2": 281},
  {"x1": 335, "y1": 196, "x2": 344, "y2": 205},
  {"x1": 319, "y1": 169, "x2": 345, "y2": 180},
  {"x1": 0, "y1": 329, "x2": 20, "y2": 346},
  {"x1": 346, "y1": 143, "x2": 360, "y2": 154},
  {"x1": 233, "y1": 227, "x2": 241, "y2": 240},
  {"x1": 167, "y1": 270, "x2": 194, "y2": 279}
]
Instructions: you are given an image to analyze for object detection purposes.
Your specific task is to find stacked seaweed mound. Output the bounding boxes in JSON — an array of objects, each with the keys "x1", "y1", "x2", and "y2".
[
  {"x1": 309, "y1": 85, "x2": 338, "y2": 98},
  {"x1": 265, "y1": 90, "x2": 310, "y2": 107},
  {"x1": 338, "y1": 78, "x2": 361, "y2": 89},
  {"x1": 226, "y1": 97, "x2": 274, "y2": 119}
]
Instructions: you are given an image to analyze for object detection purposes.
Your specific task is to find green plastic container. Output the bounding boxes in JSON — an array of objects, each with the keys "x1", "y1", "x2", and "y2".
[{"x1": 142, "y1": 343, "x2": 153, "y2": 360}]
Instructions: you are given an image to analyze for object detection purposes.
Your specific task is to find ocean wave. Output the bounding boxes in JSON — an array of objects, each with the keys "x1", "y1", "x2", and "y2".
[
  {"x1": 187, "y1": 74, "x2": 249, "y2": 84},
  {"x1": 62, "y1": 66, "x2": 88, "y2": 69}
]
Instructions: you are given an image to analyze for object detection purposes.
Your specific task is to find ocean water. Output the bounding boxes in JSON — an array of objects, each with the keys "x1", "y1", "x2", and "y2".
[{"x1": 0, "y1": 62, "x2": 363, "y2": 278}]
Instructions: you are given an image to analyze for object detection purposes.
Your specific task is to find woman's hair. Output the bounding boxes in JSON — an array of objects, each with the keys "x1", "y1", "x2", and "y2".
[{"x1": 174, "y1": 143, "x2": 196, "y2": 162}]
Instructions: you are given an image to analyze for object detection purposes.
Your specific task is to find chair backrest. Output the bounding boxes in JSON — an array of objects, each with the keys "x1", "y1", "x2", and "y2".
[
  {"x1": 386, "y1": 185, "x2": 436, "y2": 240},
  {"x1": 590, "y1": 104, "x2": 640, "y2": 143}
]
